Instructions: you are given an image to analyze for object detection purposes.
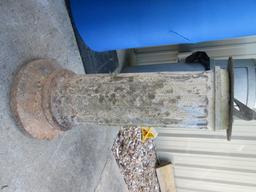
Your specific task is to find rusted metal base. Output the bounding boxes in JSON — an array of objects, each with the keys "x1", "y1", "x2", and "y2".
[{"x1": 10, "y1": 59, "x2": 73, "y2": 139}]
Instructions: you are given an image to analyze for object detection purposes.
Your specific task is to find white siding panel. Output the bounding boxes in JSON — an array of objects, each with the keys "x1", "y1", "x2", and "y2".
[
  {"x1": 133, "y1": 36, "x2": 256, "y2": 66},
  {"x1": 155, "y1": 120, "x2": 256, "y2": 192},
  {"x1": 175, "y1": 178, "x2": 256, "y2": 192},
  {"x1": 135, "y1": 50, "x2": 178, "y2": 65},
  {"x1": 175, "y1": 166, "x2": 256, "y2": 185}
]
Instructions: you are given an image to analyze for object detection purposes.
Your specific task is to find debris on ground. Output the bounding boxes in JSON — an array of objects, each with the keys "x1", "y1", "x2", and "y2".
[{"x1": 112, "y1": 126, "x2": 160, "y2": 192}]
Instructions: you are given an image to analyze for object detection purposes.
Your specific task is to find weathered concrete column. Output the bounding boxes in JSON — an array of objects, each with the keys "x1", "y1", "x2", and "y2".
[{"x1": 10, "y1": 59, "x2": 232, "y2": 140}]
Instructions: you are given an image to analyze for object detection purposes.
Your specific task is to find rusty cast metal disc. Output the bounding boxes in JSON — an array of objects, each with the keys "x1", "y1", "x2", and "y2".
[{"x1": 10, "y1": 59, "x2": 72, "y2": 140}]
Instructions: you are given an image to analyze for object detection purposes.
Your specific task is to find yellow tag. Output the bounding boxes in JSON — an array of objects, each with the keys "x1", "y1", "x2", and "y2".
[{"x1": 141, "y1": 127, "x2": 158, "y2": 143}]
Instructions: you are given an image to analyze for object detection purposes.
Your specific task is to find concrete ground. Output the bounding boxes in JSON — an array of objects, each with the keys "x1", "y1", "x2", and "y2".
[{"x1": 0, "y1": 1, "x2": 127, "y2": 192}]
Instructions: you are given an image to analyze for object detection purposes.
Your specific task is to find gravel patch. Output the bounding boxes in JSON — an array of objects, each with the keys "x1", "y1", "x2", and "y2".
[{"x1": 112, "y1": 126, "x2": 160, "y2": 192}]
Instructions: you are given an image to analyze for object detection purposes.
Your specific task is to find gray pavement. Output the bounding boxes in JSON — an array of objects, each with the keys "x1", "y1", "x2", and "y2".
[{"x1": 0, "y1": 1, "x2": 127, "y2": 191}]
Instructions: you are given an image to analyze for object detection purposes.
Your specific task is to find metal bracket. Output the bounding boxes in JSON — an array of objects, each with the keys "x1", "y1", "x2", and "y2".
[
  {"x1": 233, "y1": 98, "x2": 256, "y2": 120},
  {"x1": 227, "y1": 57, "x2": 234, "y2": 141}
]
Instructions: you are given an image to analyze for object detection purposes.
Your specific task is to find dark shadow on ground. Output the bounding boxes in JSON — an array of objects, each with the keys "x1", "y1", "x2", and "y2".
[{"x1": 65, "y1": 0, "x2": 118, "y2": 74}]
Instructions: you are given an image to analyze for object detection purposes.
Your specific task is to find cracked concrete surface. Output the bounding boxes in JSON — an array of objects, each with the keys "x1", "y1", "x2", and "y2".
[{"x1": 0, "y1": 1, "x2": 127, "y2": 191}]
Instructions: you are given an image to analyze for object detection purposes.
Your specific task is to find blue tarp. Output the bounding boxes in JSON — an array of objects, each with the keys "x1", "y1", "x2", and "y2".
[{"x1": 70, "y1": 0, "x2": 256, "y2": 51}]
